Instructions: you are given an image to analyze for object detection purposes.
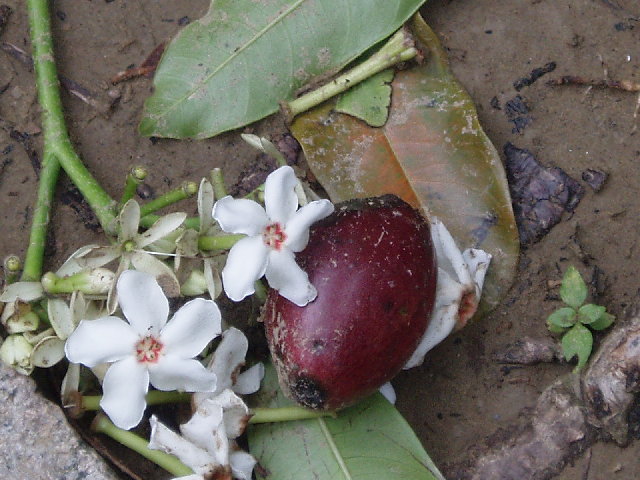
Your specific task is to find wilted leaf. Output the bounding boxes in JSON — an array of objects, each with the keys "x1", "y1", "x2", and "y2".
[
  {"x1": 139, "y1": 0, "x2": 427, "y2": 139},
  {"x1": 291, "y1": 15, "x2": 519, "y2": 313},
  {"x1": 249, "y1": 364, "x2": 444, "y2": 480},
  {"x1": 562, "y1": 323, "x2": 593, "y2": 371},
  {"x1": 560, "y1": 266, "x2": 588, "y2": 309},
  {"x1": 335, "y1": 69, "x2": 394, "y2": 126}
]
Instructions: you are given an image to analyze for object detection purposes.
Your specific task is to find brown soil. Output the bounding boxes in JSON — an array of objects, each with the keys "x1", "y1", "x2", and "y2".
[{"x1": 1, "y1": 0, "x2": 639, "y2": 479}]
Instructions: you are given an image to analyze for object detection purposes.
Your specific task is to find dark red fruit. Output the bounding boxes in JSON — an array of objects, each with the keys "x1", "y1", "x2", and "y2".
[{"x1": 263, "y1": 195, "x2": 437, "y2": 410}]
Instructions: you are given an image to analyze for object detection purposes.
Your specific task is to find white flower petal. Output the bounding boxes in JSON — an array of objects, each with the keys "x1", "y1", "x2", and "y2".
[
  {"x1": 284, "y1": 199, "x2": 334, "y2": 252},
  {"x1": 264, "y1": 166, "x2": 298, "y2": 224},
  {"x1": 195, "y1": 328, "x2": 248, "y2": 406},
  {"x1": 56, "y1": 244, "x2": 119, "y2": 277},
  {"x1": 204, "y1": 258, "x2": 222, "y2": 300},
  {"x1": 233, "y1": 362, "x2": 265, "y2": 395},
  {"x1": 137, "y1": 212, "x2": 187, "y2": 248},
  {"x1": 101, "y1": 357, "x2": 149, "y2": 430},
  {"x1": 130, "y1": 251, "x2": 181, "y2": 298},
  {"x1": 265, "y1": 249, "x2": 316, "y2": 306},
  {"x1": 0, "y1": 281, "x2": 44, "y2": 302},
  {"x1": 47, "y1": 298, "x2": 74, "y2": 339},
  {"x1": 213, "y1": 196, "x2": 268, "y2": 235},
  {"x1": 431, "y1": 218, "x2": 472, "y2": 285},
  {"x1": 230, "y1": 450, "x2": 257, "y2": 480},
  {"x1": 212, "y1": 390, "x2": 251, "y2": 439},
  {"x1": 149, "y1": 416, "x2": 213, "y2": 475},
  {"x1": 181, "y1": 399, "x2": 228, "y2": 466},
  {"x1": 221, "y1": 236, "x2": 269, "y2": 302},
  {"x1": 149, "y1": 355, "x2": 217, "y2": 392},
  {"x1": 404, "y1": 270, "x2": 464, "y2": 369},
  {"x1": 119, "y1": 200, "x2": 141, "y2": 242},
  {"x1": 378, "y1": 382, "x2": 396, "y2": 404},
  {"x1": 31, "y1": 336, "x2": 66, "y2": 368},
  {"x1": 64, "y1": 317, "x2": 138, "y2": 367},
  {"x1": 198, "y1": 178, "x2": 215, "y2": 234},
  {"x1": 117, "y1": 270, "x2": 169, "y2": 335},
  {"x1": 61, "y1": 362, "x2": 81, "y2": 405},
  {"x1": 161, "y1": 298, "x2": 222, "y2": 358},
  {"x1": 463, "y1": 248, "x2": 492, "y2": 295}
]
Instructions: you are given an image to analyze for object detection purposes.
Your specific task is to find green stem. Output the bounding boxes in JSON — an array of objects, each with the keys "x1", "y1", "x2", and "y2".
[
  {"x1": 210, "y1": 168, "x2": 227, "y2": 199},
  {"x1": 81, "y1": 391, "x2": 191, "y2": 411},
  {"x1": 119, "y1": 166, "x2": 147, "y2": 207},
  {"x1": 253, "y1": 279, "x2": 267, "y2": 303},
  {"x1": 140, "y1": 215, "x2": 200, "y2": 230},
  {"x1": 92, "y1": 414, "x2": 193, "y2": 477},
  {"x1": 285, "y1": 28, "x2": 417, "y2": 119},
  {"x1": 250, "y1": 406, "x2": 335, "y2": 424},
  {"x1": 139, "y1": 181, "x2": 198, "y2": 218},
  {"x1": 27, "y1": 0, "x2": 117, "y2": 237},
  {"x1": 198, "y1": 234, "x2": 244, "y2": 251}
]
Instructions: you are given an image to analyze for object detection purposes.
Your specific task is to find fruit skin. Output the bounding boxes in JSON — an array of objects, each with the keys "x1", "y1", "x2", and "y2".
[{"x1": 263, "y1": 195, "x2": 437, "y2": 410}]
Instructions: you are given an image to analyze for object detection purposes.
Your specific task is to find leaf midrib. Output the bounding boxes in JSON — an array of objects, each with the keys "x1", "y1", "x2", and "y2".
[
  {"x1": 159, "y1": 0, "x2": 307, "y2": 117},
  {"x1": 317, "y1": 417, "x2": 353, "y2": 480}
]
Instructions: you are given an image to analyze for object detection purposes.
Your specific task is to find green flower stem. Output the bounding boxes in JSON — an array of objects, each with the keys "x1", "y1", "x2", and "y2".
[
  {"x1": 81, "y1": 391, "x2": 192, "y2": 411},
  {"x1": 285, "y1": 28, "x2": 417, "y2": 119},
  {"x1": 140, "y1": 215, "x2": 200, "y2": 230},
  {"x1": 210, "y1": 168, "x2": 227, "y2": 199},
  {"x1": 250, "y1": 406, "x2": 336, "y2": 424},
  {"x1": 198, "y1": 234, "x2": 244, "y2": 251},
  {"x1": 27, "y1": 0, "x2": 117, "y2": 238},
  {"x1": 119, "y1": 166, "x2": 148, "y2": 207},
  {"x1": 92, "y1": 414, "x2": 193, "y2": 477},
  {"x1": 20, "y1": 150, "x2": 60, "y2": 281},
  {"x1": 253, "y1": 279, "x2": 267, "y2": 303},
  {"x1": 138, "y1": 181, "x2": 198, "y2": 218},
  {"x1": 41, "y1": 270, "x2": 110, "y2": 295}
]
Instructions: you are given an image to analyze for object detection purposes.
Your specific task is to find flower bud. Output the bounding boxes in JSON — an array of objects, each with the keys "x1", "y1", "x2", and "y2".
[
  {"x1": 180, "y1": 270, "x2": 208, "y2": 296},
  {"x1": 0, "y1": 334, "x2": 34, "y2": 375}
]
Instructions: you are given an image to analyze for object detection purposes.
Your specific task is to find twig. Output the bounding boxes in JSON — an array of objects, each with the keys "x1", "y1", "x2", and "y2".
[
  {"x1": 1, "y1": 41, "x2": 117, "y2": 114},
  {"x1": 547, "y1": 75, "x2": 640, "y2": 92},
  {"x1": 110, "y1": 42, "x2": 165, "y2": 85}
]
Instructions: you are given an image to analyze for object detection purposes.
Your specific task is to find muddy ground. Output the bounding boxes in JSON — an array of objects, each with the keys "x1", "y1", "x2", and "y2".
[{"x1": 1, "y1": 0, "x2": 639, "y2": 479}]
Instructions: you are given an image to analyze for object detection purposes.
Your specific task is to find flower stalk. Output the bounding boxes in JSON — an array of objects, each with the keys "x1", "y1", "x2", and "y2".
[
  {"x1": 139, "y1": 181, "x2": 198, "y2": 218},
  {"x1": 25, "y1": 0, "x2": 118, "y2": 282},
  {"x1": 80, "y1": 391, "x2": 192, "y2": 411},
  {"x1": 198, "y1": 234, "x2": 245, "y2": 252},
  {"x1": 250, "y1": 406, "x2": 335, "y2": 424},
  {"x1": 119, "y1": 166, "x2": 147, "y2": 207},
  {"x1": 92, "y1": 414, "x2": 194, "y2": 477},
  {"x1": 284, "y1": 28, "x2": 418, "y2": 119}
]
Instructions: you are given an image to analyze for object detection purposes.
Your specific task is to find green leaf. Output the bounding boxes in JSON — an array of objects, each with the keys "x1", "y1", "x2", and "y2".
[
  {"x1": 547, "y1": 307, "x2": 577, "y2": 329},
  {"x1": 589, "y1": 311, "x2": 615, "y2": 331},
  {"x1": 335, "y1": 69, "x2": 394, "y2": 126},
  {"x1": 290, "y1": 15, "x2": 519, "y2": 315},
  {"x1": 560, "y1": 266, "x2": 587, "y2": 309},
  {"x1": 561, "y1": 323, "x2": 593, "y2": 371},
  {"x1": 248, "y1": 364, "x2": 444, "y2": 480},
  {"x1": 139, "y1": 0, "x2": 427, "y2": 139},
  {"x1": 578, "y1": 303, "x2": 606, "y2": 325}
]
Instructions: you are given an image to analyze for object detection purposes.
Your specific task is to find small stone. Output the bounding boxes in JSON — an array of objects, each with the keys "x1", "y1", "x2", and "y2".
[
  {"x1": 0, "y1": 363, "x2": 119, "y2": 479},
  {"x1": 581, "y1": 168, "x2": 608, "y2": 192}
]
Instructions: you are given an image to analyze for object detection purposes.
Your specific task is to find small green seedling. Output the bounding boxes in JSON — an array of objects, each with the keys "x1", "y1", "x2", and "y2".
[{"x1": 547, "y1": 266, "x2": 615, "y2": 371}]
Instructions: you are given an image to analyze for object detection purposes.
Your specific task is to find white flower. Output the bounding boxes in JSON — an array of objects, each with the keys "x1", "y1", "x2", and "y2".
[
  {"x1": 149, "y1": 390, "x2": 256, "y2": 480},
  {"x1": 193, "y1": 327, "x2": 264, "y2": 408},
  {"x1": 64, "y1": 270, "x2": 221, "y2": 429},
  {"x1": 405, "y1": 218, "x2": 492, "y2": 369},
  {"x1": 212, "y1": 166, "x2": 334, "y2": 306}
]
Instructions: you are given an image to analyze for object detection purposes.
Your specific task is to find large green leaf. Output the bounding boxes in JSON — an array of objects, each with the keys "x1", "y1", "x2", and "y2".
[
  {"x1": 248, "y1": 364, "x2": 444, "y2": 480},
  {"x1": 139, "y1": 0, "x2": 426, "y2": 139},
  {"x1": 291, "y1": 15, "x2": 519, "y2": 314}
]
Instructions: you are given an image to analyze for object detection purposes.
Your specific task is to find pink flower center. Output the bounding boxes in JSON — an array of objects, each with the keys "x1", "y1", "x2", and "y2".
[
  {"x1": 262, "y1": 222, "x2": 287, "y2": 250},
  {"x1": 135, "y1": 335, "x2": 164, "y2": 364}
]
